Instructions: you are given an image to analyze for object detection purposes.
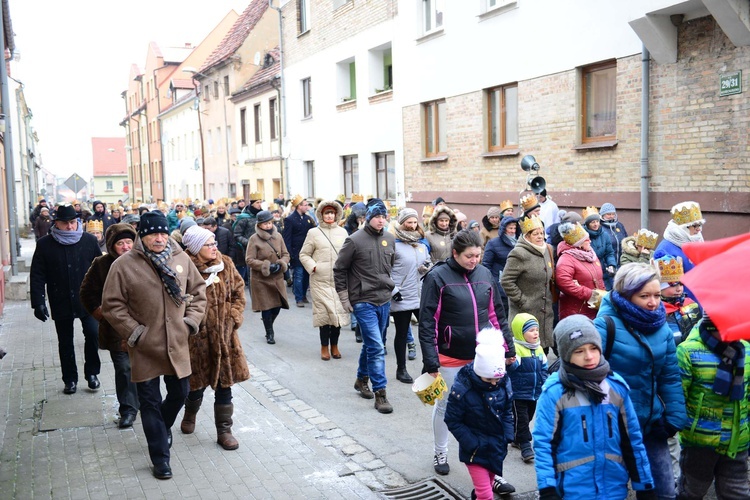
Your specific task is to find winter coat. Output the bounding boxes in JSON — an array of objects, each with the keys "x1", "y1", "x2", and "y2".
[
  {"x1": 186, "y1": 252, "x2": 249, "y2": 391},
  {"x1": 586, "y1": 225, "x2": 617, "y2": 290},
  {"x1": 213, "y1": 225, "x2": 234, "y2": 260},
  {"x1": 282, "y1": 209, "x2": 317, "y2": 267},
  {"x1": 619, "y1": 236, "x2": 653, "y2": 266},
  {"x1": 594, "y1": 294, "x2": 688, "y2": 435},
  {"x1": 246, "y1": 226, "x2": 290, "y2": 312},
  {"x1": 390, "y1": 239, "x2": 430, "y2": 312},
  {"x1": 664, "y1": 296, "x2": 701, "y2": 345},
  {"x1": 79, "y1": 224, "x2": 138, "y2": 352},
  {"x1": 334, "y1": 224, "x2": 395, "y2": 306},
  {"x1": 555, "y1": 241, "x2": 605, "y2": 321},
  {"x1": 101, "y1": 238, "x2": 207, "y2": 383},
  {"x1": 88, "y1": 201, "x2": 115, "y2": 233},
  {"x1": 33, "y1": 215, "x2": 52, "y2": 240},
  {"x1": 482, "y1": 216, "x2": 518, "y2": 283},
  {"x1": 425, "y1": 205, "x2": 457, "y2": 263},
  {"x1": 344, "y1": 202, "x2": 366, "y2": 235},
  {"x1": 533, "y1": 372, "x2": 655, "y2": 500},
  {"x1": 419, "y1": 258, "x2": 514, "y2": 374},
  {"x1": 501, "y1": 237, "x2": 555, "y2": 349},
  {"x1": 30, "y1": 226, "x2": 103, "y2": 321},
  {"x1": 507, "y1": 329, "x2": 547, "y2": 401},
  {"x1": 677, "y1": 328, "x2": 750, "y2": 457},
  {"x1": 479, "y1": 216, "x2": 499, "y2": 247},
  {"x1": 30, "y1": 203, "x2": 47, "y2": 224},
  {"x1": 233, "y1": 207, "x2": 260, "y2": 251},
  {"x1": 601, "y1": 219, "x2": 627, "y2": 265},
  {"x1": 444, "y1": 364, "x2": 514, "y2": 476},
  {"x1": 299, "y1": 201, "x2": 350, "y2": 327}
]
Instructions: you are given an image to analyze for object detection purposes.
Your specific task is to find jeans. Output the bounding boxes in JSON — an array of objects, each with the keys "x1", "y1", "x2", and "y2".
[
  {"x1": 236, "y1": 265, "x2": 248, "y2": 286},
  {"x1": 643, "y1": 433, "x2": 677, "y2": 500},
  {"x1": 54, "y1": 315, "x2": 100, "y2": 383},
  {"x1": 433, "y1": 365, "x2": 462, "y2": 455},
  {"x1": 292, "y1": 265, "x2": 309, "y2": 303},
  {"x1": 136, "y1": 375, "x2": 189, "y2": 465},
  {"x1": 350, "y1": 311, "x2": 358, "y2": 330},
  {"x1": 354, "y1": 302, "x2": 390, "y2": 392},
  {"x1": 110, "y1": 350, "x2": 138, "y2": 417},
  {"x1": 678, "y1": 446, "x2": 749, "y2": 499}
]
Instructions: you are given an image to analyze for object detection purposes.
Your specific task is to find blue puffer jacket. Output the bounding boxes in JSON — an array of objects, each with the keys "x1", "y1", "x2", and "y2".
[
  {"x1": 481, "y1": 216, "x2": 518, "y2": 284},
  {"x1": 444, "y1": 363, "x2": 514, "y2": 476},
  {"x1": 533, "y1": 372, "x2": 655, "y2": 499},
  {"x1": 586, "y1": 225, "x2": 617, "y2": 290},
  {"x1": 601, "y1": 219, "x2": 627, "y2": 265},
  {"x1": 594, "y1": 294, "x2": 688, "y2": 435}
]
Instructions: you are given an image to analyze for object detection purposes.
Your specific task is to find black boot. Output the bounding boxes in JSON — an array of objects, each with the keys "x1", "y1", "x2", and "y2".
[
  {"x1": 263, "y1": 316, "x2": 275, "y2": 344},
  {"x1": 354, "y1": 324, "x2": 363, "y2": 343}
]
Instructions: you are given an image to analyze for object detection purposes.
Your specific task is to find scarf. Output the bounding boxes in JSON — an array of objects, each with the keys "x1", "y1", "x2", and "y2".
[
  {"x1": 523, "y1": 237, "x2": 547, "y2": 255},
  {"x1": 515, "y1": 339, "x2": 540, "y2": 351},
  {"x1": 144, "y1": 243, "x2": 185, "y2": 306},
  {"x1": 699, "y1": 318, "x2": 745, "y2": 401},
  {"x1": 201, "y1": 260, "x2": 225, "y2": 288},
  {"x1": 395, "y1": 227, "x2": 422, "y2": 245},
  {"x1": 559, "y1": 359, "x2": 611, "y2": 404},
  {"x1": 50, "y1": 220, "x2": 84, "y2": 245},
  {"x1": 610, "y1": 290, "x2": 667, "y2": 334},
  {"x1": 564, "y1": 247, "x2": 597, "y2": 263},
  {"x1": 663, "y1": 220, "x2": 704, "y2": 248}
]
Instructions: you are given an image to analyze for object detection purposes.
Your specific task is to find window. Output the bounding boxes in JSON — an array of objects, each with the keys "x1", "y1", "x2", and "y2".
[
  {"x1": 298, "y1": 0, "x2": 309, "y2": 33},
  {"x1": 342, "y1": 155, "x2": 359, "y2": 197},
  {"x1": 422, "y1": 0, "x2": 444, "y2": 34},
  {"x1": 123, "y1": 180, "x2": 128, "y2": 188},
  {"x1": 423, "y1": 100, "x2": 446, "y2": 157},
  {"x1": 336, "y1": 58, "x2": 356, "y2": 102},
  {"x1": 582, "y1": 61, "x2": 616, "y2": 143},
  {"x1": 254, "y1": 104, "x2": 262, "y2": 143},
  {"x1": 375, "y1": 152, "x2": 396, "y2": 201},
  {"x1": 203, "y1": 84, "x2": 210, "y2": 101},
  {"x1": 333, "y1": 0, "x2": 351, "y2": 8},
  {"x1": 106, "y1": 180, "x2": 114, "y2": 191},
  {"x1": 484, "y1": 0, "x2": 516, "y2": 12},
  {"x1": 240, "y1": 108, "x2": 247, "y2": 146},
  {"x1": 305, "y1": 161, "x2": 315, "y2": 197},
  {"x1": 269, "y1": 98, "x2": 278, "y2": 140},
  {"x1": 223, "y1": 75, "x2": 230, "y2": 96},
  {"x1": 206, "y1": 129, "x2": 212, "y2": 156},
  {"x1": 302, "y1": 78, "x2": 312, "y2": 118},
  {"x1": 216, "y1": 127, "x2": 222, "y2": 154},
  {"x1": 213, "y1": 81, "x2": 219, "y2": 99},
  {"x1": 487, "y1": 84, "x2": 518, "y2": 151},
  {"x1": 227, "y1": 126, "x2": 232, "y2": 153},
  {"x1": 368, "y1": 43, "x2": 393, "y2": 95}
]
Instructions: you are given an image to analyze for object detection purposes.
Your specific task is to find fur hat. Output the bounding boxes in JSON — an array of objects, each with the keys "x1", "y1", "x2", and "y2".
[
  {"x1": 473, "y1": 327, "x2": 508, "y2": 379},
  {"x1": 257, "y1": 210, "x2": 274, "y2": 224},
  {"x1": 139, "y1": 211, "x2": 170, "y2": 238},
  {"x1": 398, "y1": 207, "x2": 419, "y2": 225},
  {"x1": 554, "y1": 314, "x2": 602, "y2": 363},
  {"x1": 182, "y1": 225, "x2": 214, "y2": 255}
]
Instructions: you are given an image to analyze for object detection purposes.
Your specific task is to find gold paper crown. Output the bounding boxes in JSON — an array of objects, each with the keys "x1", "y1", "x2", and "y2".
[
  {"x1": 249, "y1": 192, "x2": 263, "y2": 202},
  {"x1": 343, "y1": 207, "x2": 352, "y2": 219},
  {"x1": 366, "y1": 194, "x2": 375, "y2": 203},
  {"x1": 671, "y1": 202, "x2": 703, "y2": 226},
  {"x1": 388, "y1": 206, "x2": 399, "y2": 218},
  {"x1": 500, "y1": 200, "x2": 514, "y2": 213},
  {"x1": 350, "y1": 193, "x2": 364, "y2": 203},
  {"x1": 561, "y1": 223, "x2": 588, "y2": 245},
  {"x1": 87, "y1": 220, "x2": 104, "y2": 233},
  {"x1": 269, "y1": 203, "x2": 280, "y2": 211},
  {"x1": 422, "y1": 205, "x2": 434, "y2": 217},
  {"x1": 519, "y1": 215, "x2": 544, "y2": 234},
  {"x1": 656, "y1": 256, "x2": 684, "y2": 283},
  {"x1": 336, "y1": 194, "x2": 346, "y2": 203},
  {"x1": 290, "y1": 194, "x2": 304, "y2": 206},
  {"x1": 520, "y1": 193, "x2": 538, "y2": 212},
  {"x1": 582, "y1": 206, "x2": 600, "y2": 221},
  {"x1": 634, "y1": 229, "x2": 659, "y2": 250}
]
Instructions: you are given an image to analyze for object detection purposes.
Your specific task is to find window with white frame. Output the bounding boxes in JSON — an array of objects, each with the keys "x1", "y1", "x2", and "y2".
[
  {"x1": 423, "y1": 100, "x2": 447, "y2": 157},
  {"x1": 240, "y1": 108, "x2": 247, "y2": 146},
  {"x1": 304, "y1": 161, "x2": 315, "y2": 197},
  {"x1": 487, "y1": 83, "x2": 518, "y2": 151},
  {"x1": 336, "y1": 58, "x2": 356, "y2": 102},
  {"x1": 342, "y1": 155, "x2": 359, "y2": 197},
  {"x1": 581, "y1": 61, "x2": 616, "y2": 143},
  {"x1": 375, "y1": 152, "x2": 396, "y2": 201},
  {"x1": 216, "y1": 127, "x2": 222, "y2": 155},
  {"x1": 368, "y1": 43, "x2": 393, "y2": 94},
  {"x1": 269, "y1": 97, "x2": 278, "y2": 140},
  {"x1": 206, "y1": 129, "x2": 213, "y2": 156},
  {"x1": 302, "y1": 77, "x2": 313, "y2": 118},
  {"x1": 106, "y1": 180, "x2": 114, "y2": 191},
  {"x1": 254, "y1": 104, "x2": 262, "y2": 143},
  {"x1": 333, "y1": 0, "x2": 351, "y2": 8},
  {"x1": 421, "y1": 0, "x2": 444, "y2": 35},
  {"x1": 298, "y1": 0, "x2": 310, "y2": 33},
  {"x1": 483, "y1": 0, "x2": 516, "y2": 14}
]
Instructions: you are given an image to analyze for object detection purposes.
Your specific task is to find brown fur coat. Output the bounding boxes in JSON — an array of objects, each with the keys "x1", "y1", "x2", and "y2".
[{"x1": 187, "y1": 253, "x2": 250, "y2": 391}]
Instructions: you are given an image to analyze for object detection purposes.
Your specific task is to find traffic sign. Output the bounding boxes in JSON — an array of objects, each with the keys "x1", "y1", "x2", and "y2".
[{"x1": 64, "y1": 174, "x2": 87, "y2": 194}]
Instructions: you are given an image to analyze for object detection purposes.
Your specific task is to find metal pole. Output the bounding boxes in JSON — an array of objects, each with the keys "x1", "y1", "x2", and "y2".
[
  {"x1": 269, "y1": 0, "x2": 290, "y2": 200},
  {"x1": 640, "y1": 45, "x2": 650, "y2": 229},
  {"x1": 0, "y1": 9, "x2": 18, "y2": 274}
]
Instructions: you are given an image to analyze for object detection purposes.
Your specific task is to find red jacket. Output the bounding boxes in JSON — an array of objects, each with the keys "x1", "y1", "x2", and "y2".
[{"x1": 556, "y1": 241, "x2": 605, "y2": 320}]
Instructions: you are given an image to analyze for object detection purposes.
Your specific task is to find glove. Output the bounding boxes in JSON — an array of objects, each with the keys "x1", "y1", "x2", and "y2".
[
  {"x1": 337, "y1": 291, "x2": 353, "y2": 312},
  {"x1": 393, "y1": 291, "x2": 403, "y2": 302},
  {"x1": 635, "y1": 489, "x2": 658, "y2": 500},
  {"x1": 269, "y1": 263, "x2": 281, "y2": 274},
  {"x1": 606, "y1": 265, "x2": 616, "y2": 276},
  {"x1": 34, "y1": 305, "x2": 49, "y2": 322},
  {"x1": 539, "y1": 487, "x2": 562, "y2": 500}
]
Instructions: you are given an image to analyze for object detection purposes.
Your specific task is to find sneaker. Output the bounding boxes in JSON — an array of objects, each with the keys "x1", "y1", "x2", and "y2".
[
  {"x1": 433, "y1": 452, "x2": 450, "y2": 475},
  {"x1": 492, "y1": 476, "x2": 516, "y2": 495},
  {"x1": 374, "y1": 389, "x2": 393, "y2": 414},
  {"x1": 296, "y1": 302, "x2": 305, "y2": 308},
  {"x1": 407, "y1": 343, "x2": 417, "y2": 360},
  {"x1": 354, "y1": 377, "x2": 374, "y2": 399},
  {"x1": 521, "y1": 442, "x2": 535, "y2": 463},
  {"x1": 510, "y1": 441, "x2": 521, "y2": 450}
]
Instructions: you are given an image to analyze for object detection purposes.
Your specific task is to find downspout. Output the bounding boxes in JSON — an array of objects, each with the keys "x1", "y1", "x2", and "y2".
[
  {"x1": 154, "y1": 67, "x2": 166, "y2": 202},
  {"x1": 272, "y1": 77, "x2": 284, "y2": 200},
  {"x1": 0, "y1": 11, "x2": 18, "y2": 273},
  {"x1": 269, "y1": 0, "x2": 290, "y2": 200},
  {"x1": 640, "y1": 45, "x2": 650, "y2": 229},
  {"x1": 14, "y1": 86, "x2": 26, "y2": 224}
]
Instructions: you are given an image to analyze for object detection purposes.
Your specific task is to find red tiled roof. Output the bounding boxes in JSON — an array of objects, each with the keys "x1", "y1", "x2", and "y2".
[
  {"x1": 171, "y1": 78, "x2": 195, "y2": 90},
  {"x1": 198, "y1": 0, "x2": 268, "y2": 74},
  {"x1": 91, "y1": 138, "x2": 127, "y2": 176},
  {"x1": 237, "y1": 47, "x2": 279, "y2": 94}
]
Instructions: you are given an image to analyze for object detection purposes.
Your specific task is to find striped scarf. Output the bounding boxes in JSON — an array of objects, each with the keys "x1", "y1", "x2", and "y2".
[
  {"x1": 699, "y1": 317, "x2": 745, "y2": 401},
  {"x1": 144, "y1": 243, "x2": 185, "y2": 306}
]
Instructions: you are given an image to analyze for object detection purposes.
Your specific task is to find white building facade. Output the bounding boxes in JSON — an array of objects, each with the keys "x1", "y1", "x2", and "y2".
[{"x1": 160, "y1": 87, "x2": 204, "y2": 202}]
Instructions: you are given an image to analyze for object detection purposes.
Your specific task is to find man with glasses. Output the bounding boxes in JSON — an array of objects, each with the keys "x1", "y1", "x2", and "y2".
[
  {"x1": 233, "y1": 194, "x2": 264, "y2": 285},
  {"x1": 283, "y1": 195, "x2": 317, "y2": 307}
]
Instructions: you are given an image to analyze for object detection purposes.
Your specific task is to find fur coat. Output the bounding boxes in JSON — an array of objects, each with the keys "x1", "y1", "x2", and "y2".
[
  {"x1": 246, "y1": 226, "x2": 290, "y2": 312},
  {"x1": 425, "y1": 205, "x2": 457, "y2": 263},
  {"x1": 187, "y1": 252, "x2": 249, "y2": 391}
]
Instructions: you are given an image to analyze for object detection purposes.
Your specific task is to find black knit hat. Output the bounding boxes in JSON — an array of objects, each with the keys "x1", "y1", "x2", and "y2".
[
  {"x1": 138, "y1": 211, "x2": 170, "y2": 238},
  {"x1": 256, "y1": 210, "x2": 274, "y2": 224}
]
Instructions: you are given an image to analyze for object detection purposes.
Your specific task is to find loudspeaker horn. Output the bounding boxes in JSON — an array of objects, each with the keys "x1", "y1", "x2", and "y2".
[
  {"x1": 529, "y1": 176, "x2": 546, "y2": 194},
  {"x1": 521, "y1": 155, "x2": 539, "y2": 172}
]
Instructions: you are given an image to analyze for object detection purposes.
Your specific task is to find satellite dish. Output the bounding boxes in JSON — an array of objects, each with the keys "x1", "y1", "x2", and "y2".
[{"x1": 253, "y1": 52, "x2": 261, "y2": 66}]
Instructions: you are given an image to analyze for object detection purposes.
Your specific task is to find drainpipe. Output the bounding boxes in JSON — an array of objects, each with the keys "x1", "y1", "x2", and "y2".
[
  {"x1": 640, "y1": 45, "x2": 650, "y2": 229},
  {"x1": 0, "y1": 11, "x2": 18, "y2": 273},
  {"x1": 269, "y1": 0, "x2": 290, "y2": 200}
]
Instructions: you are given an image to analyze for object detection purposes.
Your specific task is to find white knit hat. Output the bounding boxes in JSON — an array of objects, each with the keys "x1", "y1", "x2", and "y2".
[
  {"x1": 473, "y1": 327, "x2": 507, "y2": 378},
  {"x1": 182, "y1": 225, "x2": 214, "y2": 255}
]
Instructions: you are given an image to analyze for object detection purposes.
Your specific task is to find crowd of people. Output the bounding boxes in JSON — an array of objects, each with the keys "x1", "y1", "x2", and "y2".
[{"x1": 26, "y1": 191, "x2": 749, "y2": 499}]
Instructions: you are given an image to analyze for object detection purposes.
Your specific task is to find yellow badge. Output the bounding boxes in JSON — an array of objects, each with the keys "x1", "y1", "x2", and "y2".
[
  {"x1": 381, "y1": 240, "x2": 388, "y2": 247},
  {"x1": 548, "y1": 262, "x2": 552, "y2": 268},
  {"x1": 213, "y1": 276, "x2": 220, "y2": 284},
  {"x1": 616, "y1": 228, "x2": 621, "y2": 232},
  {"x1": 440, "y1": 241, "x2": 445, "y2": 246},
  {"x1": 176, "y1": 265, "x2": 184, "y2": 273}
]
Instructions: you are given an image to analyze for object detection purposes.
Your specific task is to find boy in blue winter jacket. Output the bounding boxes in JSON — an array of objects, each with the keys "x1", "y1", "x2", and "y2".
[
  {"x1": 533, "y1": 315, "x2": 657, "y2": 500},
  {"x1": 507, "y1": 313, "x2": 547, "y2": 463}
]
